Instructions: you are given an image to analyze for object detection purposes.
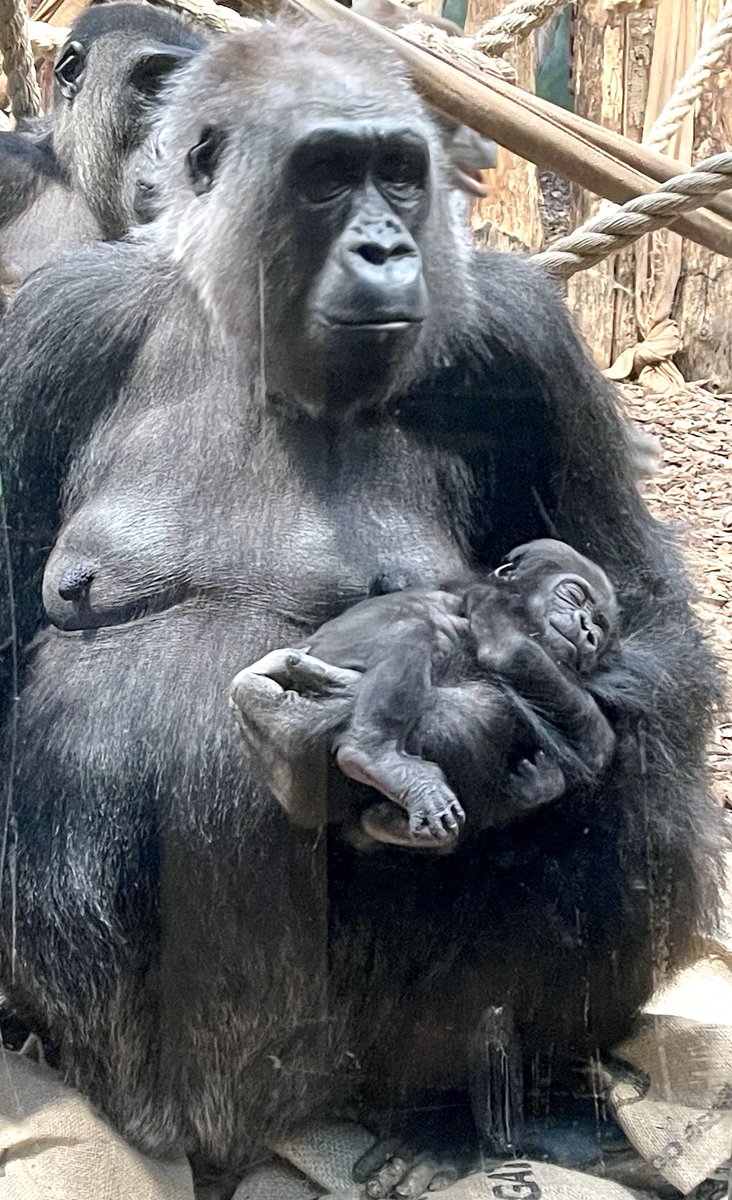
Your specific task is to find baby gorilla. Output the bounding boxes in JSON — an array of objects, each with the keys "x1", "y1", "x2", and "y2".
[{"x1": 232, "y1": 540, "x2": 619, "y2": 850}]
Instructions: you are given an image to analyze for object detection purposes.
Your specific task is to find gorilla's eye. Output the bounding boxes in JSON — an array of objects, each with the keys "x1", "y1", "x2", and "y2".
[
  {"x1": 377, "y1": 142, "x2": 429, "y2": 205},
  {"x1": 300, "y1": 153, "x2": 361, "y2": 206},
  {"x1": 129, "y1": 48, "x2": 194, "y2": 98},
  {"x1": 557, "y1": 581, "x2": 587, "y2": 606},
  {"x1": 55, "y1": 40, "x2": 86, "y2": 101},
  {"x1": 186, "y1": 127, "x2": 226, "y2": 196}
]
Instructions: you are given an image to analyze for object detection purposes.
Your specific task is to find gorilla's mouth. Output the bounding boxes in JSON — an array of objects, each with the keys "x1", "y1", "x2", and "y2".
[
  {"x1": 318, "y1": 315, "x2": 425, "y2": 331},
  {"x1": 548, "y1": 621, "x2": 579, "y2": 666}
]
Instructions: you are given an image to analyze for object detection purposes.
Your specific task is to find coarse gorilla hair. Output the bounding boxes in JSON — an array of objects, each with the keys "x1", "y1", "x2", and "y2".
[{"x1": 0, "y1": 14, "x2": 725, "y2": 1185}]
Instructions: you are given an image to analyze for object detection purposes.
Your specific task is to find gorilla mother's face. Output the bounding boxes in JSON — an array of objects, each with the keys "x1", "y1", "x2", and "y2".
[
  {"x1": 154, "y1": 28, "x2": 458, "y2": 422},
  {"x1": 268, "y1": 117, "x2": 432, "y2": 417}
]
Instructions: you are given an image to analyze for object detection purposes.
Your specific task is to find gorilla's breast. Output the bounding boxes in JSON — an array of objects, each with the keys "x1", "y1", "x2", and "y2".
[{"x1": 56, "y1": 400, "x2": 476, "y2": 636}]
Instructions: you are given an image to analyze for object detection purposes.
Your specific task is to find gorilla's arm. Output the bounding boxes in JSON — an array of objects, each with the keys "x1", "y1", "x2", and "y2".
[
  {"x1": 0, "y1": 245, "x2": 151, "y2": 687},
  {"x1": 0, "y1": 124, "x2": 60, "y2": 231}
]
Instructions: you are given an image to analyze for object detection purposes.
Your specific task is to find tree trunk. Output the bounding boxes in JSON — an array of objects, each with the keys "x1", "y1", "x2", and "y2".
[
  {"x1": 464, "y1": 0, "x2": 541, "y2": 253},
  {"x1": 565, "y1": 0, "x2": 626, "y2": 367},
  {"x1": 611, "y1": 5, "x2": 657, "y2": 365},
  {"x1": 674, "y1": 0, "x2": 732, "y2": 389}
]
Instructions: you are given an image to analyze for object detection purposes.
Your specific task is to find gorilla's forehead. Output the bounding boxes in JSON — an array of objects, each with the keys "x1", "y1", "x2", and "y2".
[
  {"x1": 177, "y1": 24, "x2": 426, "y2": 124},
  {"x1": 287, "y1": 116, "x2": 433, "y2": 147}
]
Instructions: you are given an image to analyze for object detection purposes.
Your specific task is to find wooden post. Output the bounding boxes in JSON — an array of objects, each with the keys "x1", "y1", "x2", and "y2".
[
  {"x1": 565, "y1": 0, "x2": 627, "y2": 367},
  {"x1": 464, "y1": 0, "x2": 542, "y2": 252},
  {"x1": 674, "y1": 0, "x2": 732, "y2": 388},
  {"x1": 611, "y1": 6, "x2": 657, "y2": 365}
]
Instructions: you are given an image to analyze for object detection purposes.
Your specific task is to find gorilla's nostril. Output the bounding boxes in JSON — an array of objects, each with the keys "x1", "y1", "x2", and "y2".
[
  {"x1": 357, "y1": 243, "x2": 389, "y2": 266},
  {"x1": 355, "y1": 242, "x2": 415, "y2": 266},
  {"x1": 58, "y1": 561, "x2": 96, "y2": 601}
]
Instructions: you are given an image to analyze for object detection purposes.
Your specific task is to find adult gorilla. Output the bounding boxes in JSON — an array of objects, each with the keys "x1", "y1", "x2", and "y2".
[{"x1": 0, "y1": 19, "x2": 722, "y2": 1187}]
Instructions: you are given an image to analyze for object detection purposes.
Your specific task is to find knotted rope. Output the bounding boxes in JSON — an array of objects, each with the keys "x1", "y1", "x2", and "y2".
[
  {"x1": 472, "y1": 0, "x2": 569, "y2": 56},
  {"x1": 28, "y1": 20, "x2": 67, "y2": 57},
  {"x1": 532, "y1": 150, "x2": 732, "y2": 277},
  {"x1": 154, "y1": 0, "x2": 259, "y2": 33},
  {"x1": 0, "y1": 0, "x2": 43, "y2": 119}
]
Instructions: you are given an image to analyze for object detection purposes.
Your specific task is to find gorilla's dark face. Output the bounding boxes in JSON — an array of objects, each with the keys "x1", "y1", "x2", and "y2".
[
  {"x1": 283, "y1": 121, "x2": 430, "y2": 402},
  {"x1": 153, "y1": 25, "x2": 469, "y2": 419}
]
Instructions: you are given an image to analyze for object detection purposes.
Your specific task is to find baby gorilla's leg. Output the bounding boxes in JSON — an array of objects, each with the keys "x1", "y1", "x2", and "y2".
[{"x1": 336, "y1": 656, "x2": 465, "y2": 845}]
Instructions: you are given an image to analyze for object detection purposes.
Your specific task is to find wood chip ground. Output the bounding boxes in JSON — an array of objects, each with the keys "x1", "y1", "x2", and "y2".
[{"x1": 620, "y1": 381, "x2": 731, "y2": 808}]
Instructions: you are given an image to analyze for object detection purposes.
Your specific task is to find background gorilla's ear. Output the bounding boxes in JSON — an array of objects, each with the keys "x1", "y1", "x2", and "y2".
[
  {"x1": 426, "y1": 107, "x2": 496, "y2": 193},
  {"x1": 54, "y1": 40, "x2": 87, "y2": 100},
  {"x1": 129, "y1": 45, "x2": 196, "y2": 97},
  {"x1": 186, "y1": 126, "x2": 227, "y2": 195}
]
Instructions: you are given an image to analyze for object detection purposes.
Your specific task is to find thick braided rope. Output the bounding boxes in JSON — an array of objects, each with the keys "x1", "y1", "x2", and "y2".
[
  {"x1": 644, "y1": 0, "x2": 732, "y2": 153},
  {"x1": 532, "y1": 151, "x2": 732, "y2": 277},
  {"x1": 472, "y1": 0, "x2": 569, "y2": 58},
  {"x1": 29, "y1": 21, "x2": 67, "y2": 56},
  {"x1": 152, "y1": 0, "x2": 259, "y2": 33},
  {"x1": 0, "y1": 0, "x2": 43, "y2": 119},
  {"x1": 29, "y1": 0, "x2": 257, "y2": 56}
]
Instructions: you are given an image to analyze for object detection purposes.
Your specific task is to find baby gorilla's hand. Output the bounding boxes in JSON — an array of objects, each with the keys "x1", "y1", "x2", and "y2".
[{"x1": 508, "y1": 749, "x2": 566, "y2": 811}]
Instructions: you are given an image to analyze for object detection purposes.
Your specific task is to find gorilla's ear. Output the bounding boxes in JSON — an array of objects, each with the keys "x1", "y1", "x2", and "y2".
[
  {"x1": 186, "y1": 126, "x2": 227, "y2": 196},
  {"x1": 54, "y1": 40, "x2": 87, "y2": 101},
  {"x1": 129, "y1": 45, "x2": 196, "y2": 97}
]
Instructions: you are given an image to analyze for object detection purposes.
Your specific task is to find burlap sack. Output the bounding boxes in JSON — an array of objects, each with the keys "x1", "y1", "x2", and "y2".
[
  {"x1": 0, "y1": 1048, "x2": 194, "y2": 1200},
  {"x1": 323, "y1": 1160, "x2": 653, "y2": 1199},
  {"x1": 3, "y1": 953, "x2": 731, "y2": 1199},
  {"x1": 273, "y1": 1123, "x2": 375, "y2": 1192},
  {"x1": 606, "y1": 956, "x2": 732, "y2": 1195},
  {"x1": 232, "y1": 1160, "x2": 321, "y2": 1199}
]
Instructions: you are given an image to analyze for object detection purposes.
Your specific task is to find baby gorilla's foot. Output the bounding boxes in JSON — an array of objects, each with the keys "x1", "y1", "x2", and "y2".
[
  {"x1": 407, "y1": 782, "x2": 465, "y2": 841},
  {"x1": 508, "y1": 749, "x2": 566, "y2": 810},
  {"x1": 336, "y1": 745, "x2": 465, "y2": 849},
  {"x1": 359, "y1": 800, "x2": 457, "y2": 853}
]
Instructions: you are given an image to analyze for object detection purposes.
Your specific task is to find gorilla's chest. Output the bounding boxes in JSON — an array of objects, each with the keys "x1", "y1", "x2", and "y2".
[
  {"x1": 223, "y1": 433, "x2": 473, "y2": 626},
  {"x1": 66, "y1": 404, "x2": 476, "y2": 632}
]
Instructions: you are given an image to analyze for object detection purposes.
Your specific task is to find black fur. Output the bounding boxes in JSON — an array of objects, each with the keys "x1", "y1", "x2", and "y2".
[{"x1": 0, "y1": 20, "x2": 723, "y2": 1180}]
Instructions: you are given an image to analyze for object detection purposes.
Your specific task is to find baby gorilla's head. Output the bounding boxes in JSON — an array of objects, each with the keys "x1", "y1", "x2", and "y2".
[{"x1": 492, "y1": 538, "x2": 618, "y2": 673}]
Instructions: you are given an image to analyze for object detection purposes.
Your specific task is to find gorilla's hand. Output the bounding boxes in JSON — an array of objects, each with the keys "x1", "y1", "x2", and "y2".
[{"x1": 229, "y1": 648, "x2": 361, "y2": 825}]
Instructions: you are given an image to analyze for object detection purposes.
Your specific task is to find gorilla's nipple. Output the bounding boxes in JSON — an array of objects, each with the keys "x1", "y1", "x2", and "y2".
[{"x1": 57, "y1": 560, "x2": 97, "y2": 601}]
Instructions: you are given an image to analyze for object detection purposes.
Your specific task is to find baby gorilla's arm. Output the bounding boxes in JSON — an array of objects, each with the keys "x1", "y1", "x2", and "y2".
[{"x1": 480, "y1": 627, "x2": 616, "y2": 783}]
